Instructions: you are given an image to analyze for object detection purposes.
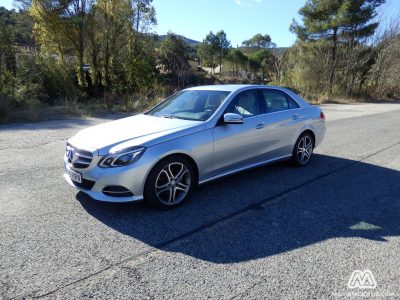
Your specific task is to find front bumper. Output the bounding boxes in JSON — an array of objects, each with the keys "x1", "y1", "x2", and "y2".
[
  {"x1": 64, "y1": 155, "x2": 145, "y2": 203},
  {"x1": 63, "y1": 173, "x2": 143, "y2": 202}
]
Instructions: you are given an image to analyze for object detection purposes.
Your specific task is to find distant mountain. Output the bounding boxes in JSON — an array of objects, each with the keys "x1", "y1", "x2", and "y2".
[
  {"x1": 158, "y1": 34, "x2": 290, "y2": 56},
  {"x1": 270, "y1": 47, "x2": 289, "y2": 57},
  {"x1": 159, "y1": 34, "x2": 201, "y2": 46},
  {"x1": 239, "y1": 46, "x2": 289, "y2": 57}
]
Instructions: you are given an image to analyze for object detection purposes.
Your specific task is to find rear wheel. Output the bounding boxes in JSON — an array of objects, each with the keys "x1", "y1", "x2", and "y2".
[
  {"x1": 292, "y1": 132, "x2": 314, "y2": 167},
  {"x1": 144, "y1": 156, "x2": 195, "y2": 209}
]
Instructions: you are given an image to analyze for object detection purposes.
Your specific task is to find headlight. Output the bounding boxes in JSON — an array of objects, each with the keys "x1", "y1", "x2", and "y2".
[{"x1": 98, "y1": 147, "x2": 145, "y2": 168}]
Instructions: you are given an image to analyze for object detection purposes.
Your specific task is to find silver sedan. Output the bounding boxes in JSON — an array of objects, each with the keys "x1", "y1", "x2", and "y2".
[{"x1": 64, "y1": 85, "x2": 326, "y2": 209}]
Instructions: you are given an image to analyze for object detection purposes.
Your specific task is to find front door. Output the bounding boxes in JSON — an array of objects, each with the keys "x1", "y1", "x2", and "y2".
[{"x1": 212, "y1": 90, "x2": 268, "y2": 175}]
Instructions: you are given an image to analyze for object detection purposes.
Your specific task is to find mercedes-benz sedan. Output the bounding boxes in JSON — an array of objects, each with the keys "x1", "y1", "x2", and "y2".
[{"x1": 64, "y1": 85, "x2": 326, "y2": 209}]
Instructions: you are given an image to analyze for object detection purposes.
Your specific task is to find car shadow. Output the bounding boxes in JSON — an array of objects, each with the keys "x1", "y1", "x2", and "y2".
[{"x1": 76, "y1": 154, "x2": 400, "y2": 264}]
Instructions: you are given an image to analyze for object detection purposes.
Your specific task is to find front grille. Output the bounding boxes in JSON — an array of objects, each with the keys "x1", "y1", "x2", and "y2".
[
  {"x1": 72, "y1": 178, "x2": 95, "y2": 190},
  {"x1": 102, "y1": 186, "x2": 134, "y2": 197},
  {"x1": 66, "y1": 143, "x2": 93, "y2": 169}
]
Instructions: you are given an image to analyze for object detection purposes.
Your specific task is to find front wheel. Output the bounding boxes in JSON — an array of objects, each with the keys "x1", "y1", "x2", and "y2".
[
  {"x1": 144, "y1": 156, "x2": 195, "y2": 209},
  {"x1": 292, "y1": 133, "x2": 314, "y2": 167}
]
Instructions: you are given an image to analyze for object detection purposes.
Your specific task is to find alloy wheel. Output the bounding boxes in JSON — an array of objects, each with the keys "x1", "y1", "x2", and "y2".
[
  {"x1": 155, "y1": 162, "x2": 191, "y2": 205},
  {"x1": 297, "y1": 135, "x2": 313, "y2": 165}
]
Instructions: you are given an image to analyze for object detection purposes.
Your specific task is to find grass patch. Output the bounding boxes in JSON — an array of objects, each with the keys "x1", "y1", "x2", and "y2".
[{"x1": 0, "y1": 92, "x2": 167, "y2": 124}]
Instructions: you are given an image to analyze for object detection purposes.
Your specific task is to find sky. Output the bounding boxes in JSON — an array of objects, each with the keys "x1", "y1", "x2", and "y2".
[
  {"x1": 1, "y1": 0, "x2": 399, "y2": 47},
  {"x1": 152, "y1": 0, "x2": 306, "y2": 47}
]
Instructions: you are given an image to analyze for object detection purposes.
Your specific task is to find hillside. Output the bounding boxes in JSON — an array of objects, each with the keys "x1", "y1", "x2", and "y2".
[
  {"x1": 239, "y1": 46, "x2": 289, "y2": 57},
  {"x1": 159, "y1": 34, "x2": 201, "y2": 46}
]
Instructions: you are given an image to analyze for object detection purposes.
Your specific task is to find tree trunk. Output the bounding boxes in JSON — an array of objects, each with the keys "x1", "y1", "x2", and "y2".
[
  {"x1": 136, "y1": 1, "x2": 141, "y2": 32},
  {"x1": 78, "y1": 26, "x2": 85, "y2": 88},
  {"x1": 346, "y1": 73, "x2": 355, "y2": 97},
  {"x1": 89, "y1": 29, "x2": 100, "y2": 96},
  {"x1": 104, "y1": 43, "x2": 110, "y2": 92},
  {"x1": 104, "y1": 7, "x2": 111, "y2": 92},
  {"x1": 328, "y1": 28, "x2": 338, "y2": 99},
  {"x1": 262, "y1": 67, "x2": 265, "y2": 82},
  {"x1": 0, "y1": 54, "x2": 4, "y2": 87},
  {"x1": 219, "y1": 50, "x2": 222, "y2": 76}
]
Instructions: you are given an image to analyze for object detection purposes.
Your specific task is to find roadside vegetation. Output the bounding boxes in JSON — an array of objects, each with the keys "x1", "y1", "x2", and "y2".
[{"x1": 0, "y1": 0, "x2": 399, "y2": 123}]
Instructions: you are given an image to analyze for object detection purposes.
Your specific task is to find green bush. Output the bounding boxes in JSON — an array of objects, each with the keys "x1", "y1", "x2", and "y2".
[
  {"x1": 40, "y1": 56, "x2": 82, "y2": 105},
  {"x1": 9, "y1": 54, "x2": 84, "y2": 109},
  {"x1": 0, "y1": 94, "x2": 11, "y2": 122},
  {"x1": 14, "y1": 55, "x2": 46, "y2": 106}
]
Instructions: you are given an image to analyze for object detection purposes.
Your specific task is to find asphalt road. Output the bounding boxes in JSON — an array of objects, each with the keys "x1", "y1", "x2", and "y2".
[{"x1": 0, "y1": 103, "x2": 400, "y2": 299}]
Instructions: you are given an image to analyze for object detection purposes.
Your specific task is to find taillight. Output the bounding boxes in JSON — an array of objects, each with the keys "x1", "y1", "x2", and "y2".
[{"x1": 320, "y1": 111, "x2": 325, "y2": 120}]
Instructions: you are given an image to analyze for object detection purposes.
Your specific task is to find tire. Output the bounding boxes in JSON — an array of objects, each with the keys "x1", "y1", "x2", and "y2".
[
  {"x1": 291, "y1": 132, "x2": 314, "y2": 167},
  {"x1": 144, "y1": 155, "x2": 196, "y2": 209}
]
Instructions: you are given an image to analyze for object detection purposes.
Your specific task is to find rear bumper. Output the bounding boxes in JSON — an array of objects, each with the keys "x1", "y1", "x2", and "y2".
[{"x1": 314, "y1": 121, "x2": 326, "y2": 148}]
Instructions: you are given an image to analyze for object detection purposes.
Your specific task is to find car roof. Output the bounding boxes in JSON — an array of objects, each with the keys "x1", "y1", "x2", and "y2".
[
  {"x1": 185, "y1": 84, "x2": 256, "y2": 92},
  {"x1": 184, "y1": 84, "x2": 310, "y2": 107},
  {"x1": 185, "y1": 84, "x2": 290, "y2": 93}
]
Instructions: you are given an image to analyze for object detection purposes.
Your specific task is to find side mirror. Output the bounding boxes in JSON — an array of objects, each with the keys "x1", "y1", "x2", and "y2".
[{"x1": 223, "y1": 113, "x2": 243, "y2": 124}]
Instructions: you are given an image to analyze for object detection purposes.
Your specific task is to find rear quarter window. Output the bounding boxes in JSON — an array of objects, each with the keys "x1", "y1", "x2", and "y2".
[
  {"x1": 261, "y1": 89, "x2": 300, "y2": 112},
  {"x1": 287, "y1": 96, "x2": 300, "y2": 109}
]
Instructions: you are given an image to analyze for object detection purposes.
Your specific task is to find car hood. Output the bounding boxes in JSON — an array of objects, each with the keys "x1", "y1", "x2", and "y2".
[{"x1": 68, "y1": 114, "x2": 204, "y2": 153}]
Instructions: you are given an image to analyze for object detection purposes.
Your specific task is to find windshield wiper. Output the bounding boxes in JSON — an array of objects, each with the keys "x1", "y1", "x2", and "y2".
[
  {"x1": 160, "y1": 114, "x2": 176, "y2": 119},
  {"x1": 159, "y1": 114, "x2": 199, "y2": 121}
]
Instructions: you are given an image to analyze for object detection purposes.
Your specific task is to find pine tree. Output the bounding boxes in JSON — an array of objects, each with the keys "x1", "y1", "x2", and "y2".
[
  {"x1": 291, "y1": 0, "x2": 385, "y2": 98},
  {"x1": 215, "y1": 31, "x2": 231, "y2": 75}
]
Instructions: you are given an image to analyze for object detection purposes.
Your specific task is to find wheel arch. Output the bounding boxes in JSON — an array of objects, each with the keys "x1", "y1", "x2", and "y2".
[
  {"x1": 292, "y1": 127, "x2": 316, "y2": 153},
  {"x1": 300, "y1": 129, "x2": 316, "y2": 146},
  {"x1": 145, "y1": 152, "x2": 200, "y2": 186}
]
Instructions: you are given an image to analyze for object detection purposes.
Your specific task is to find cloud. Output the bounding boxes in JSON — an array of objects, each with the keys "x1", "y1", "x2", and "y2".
[{"x1": 235, "y1": 0, "x2": 262, "y2": 7}]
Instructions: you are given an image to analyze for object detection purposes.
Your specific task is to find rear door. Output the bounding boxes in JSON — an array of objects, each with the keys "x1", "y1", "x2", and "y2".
[
  {"x1": 212, "y1": 89, "x2": 268, "y2": 175},
  {"x1": 260, "y1": 89, "x2": 304, "y2": 158}
]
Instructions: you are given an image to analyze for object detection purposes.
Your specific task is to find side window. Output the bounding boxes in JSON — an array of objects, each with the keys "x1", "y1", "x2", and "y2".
[
  {"x1": 287, "y1": 96, "x2": 300, "y2": 109},
  {"x1": 262, "y1": 90, "x2": 299, "y2": 112},
  {"x1": 225, "y1": 90, "x2": 261, "y2": 118}
]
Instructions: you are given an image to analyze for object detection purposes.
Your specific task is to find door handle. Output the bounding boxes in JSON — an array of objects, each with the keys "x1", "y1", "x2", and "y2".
[
  {"x1": 256, "y1": 122, "x2": 265, "y2": 129},
  {"x1": 292, "y1": 114, "x2": 299, "y2": 120}
]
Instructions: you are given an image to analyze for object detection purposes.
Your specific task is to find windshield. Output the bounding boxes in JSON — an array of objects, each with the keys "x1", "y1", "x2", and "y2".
[{"x1": 146, "y1": 90, "x2": 231, "y2": 121}]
